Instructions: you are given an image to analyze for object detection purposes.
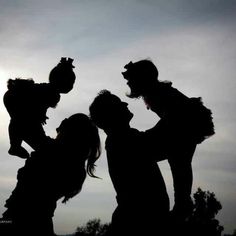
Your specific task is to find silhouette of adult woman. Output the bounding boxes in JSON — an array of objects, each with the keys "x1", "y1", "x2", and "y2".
[{"x1": 1, "y1": 113, "x2": 101, "y2": 236}]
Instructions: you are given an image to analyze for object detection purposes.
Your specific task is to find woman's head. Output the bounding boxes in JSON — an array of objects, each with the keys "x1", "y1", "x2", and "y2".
[
  {"x1": 49, "y1": 57, "x2": 76, "y2": 94},
  {"x1": 56, "y1": 113, "x2": 101, "y2": 177}
]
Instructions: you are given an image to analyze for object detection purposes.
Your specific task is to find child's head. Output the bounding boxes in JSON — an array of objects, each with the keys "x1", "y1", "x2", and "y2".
[
  {"x1": 122, "y1": 59, "x2": 159, "y2": 98},
  {"x1": 49, "y1": 57, "x2": 76, "y2": 94},
  {"x1": 56, "y1": 113, "x2": 101, "y2": 177},
  {"x1": 89, "y1": 90, "x2": 133, "y2": 132}
]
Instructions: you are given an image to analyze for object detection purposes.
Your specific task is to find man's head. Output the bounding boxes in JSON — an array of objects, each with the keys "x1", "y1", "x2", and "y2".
[
  {"x1": 49, "y1": 57, "x2": 76, "y2": 94},
  {"x1": 89, "y1": 90, "x2": 133, "y2": 132},
  {"x1": 122, "y1": 59, "x2": 159, "y2": 98}
]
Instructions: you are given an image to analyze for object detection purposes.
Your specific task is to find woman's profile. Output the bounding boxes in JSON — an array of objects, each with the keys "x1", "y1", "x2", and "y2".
[{"x1": 1, "y1": 113, "x2": 101, "y2": 236}]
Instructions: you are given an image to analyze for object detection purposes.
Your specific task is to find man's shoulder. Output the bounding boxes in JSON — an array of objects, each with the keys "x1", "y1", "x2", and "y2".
[{"x1": 105, "y1": 128, "x2": 141, "y2": 147}]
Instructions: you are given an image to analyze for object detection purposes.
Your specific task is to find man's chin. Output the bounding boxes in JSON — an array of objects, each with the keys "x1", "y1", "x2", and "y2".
[{"x1": 129, "y1": 112, "x2": 134, "y2": 120}]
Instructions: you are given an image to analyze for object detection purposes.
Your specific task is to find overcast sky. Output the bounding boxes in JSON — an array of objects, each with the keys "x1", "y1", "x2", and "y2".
[{"x1": 0, "y1": 0, "x2": 236, "y2": 235}]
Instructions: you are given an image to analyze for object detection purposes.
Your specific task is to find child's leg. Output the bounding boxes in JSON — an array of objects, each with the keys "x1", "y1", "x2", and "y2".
[
  {"x1": 8, "y1": 119, "x2": 29, "y2": 159},
  {"x1": 8, "y1": 119, "x2": 22, "y2": 148},
  {"x1": 168, "y1": 141, "x2": 197, "y2": 218}
]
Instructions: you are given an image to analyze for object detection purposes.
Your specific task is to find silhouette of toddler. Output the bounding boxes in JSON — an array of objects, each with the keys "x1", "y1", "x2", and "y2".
[
  {"x1": 122, "y1": 59, "x2": 215, "y2": 220},
  {"x1": 3, "y1": 57, "x2": 76, "y2": 158}
]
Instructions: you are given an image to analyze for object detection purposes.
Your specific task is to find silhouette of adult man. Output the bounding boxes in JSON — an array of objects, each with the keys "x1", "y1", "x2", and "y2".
[
  {"x1": 89, "y1": 90, "x2": 170, "y2": 236},
  {"x1": 1, "y1": 113, "x2": 101, "y2": 236},
  {"x1": 122, "y1": 59, "x2": 215, "y2": 221}
]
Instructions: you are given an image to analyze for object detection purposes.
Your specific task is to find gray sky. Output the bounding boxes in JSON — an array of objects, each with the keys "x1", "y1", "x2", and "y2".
[{"x1": 0, "y1": 0, "x2": 236, "y2": 234}]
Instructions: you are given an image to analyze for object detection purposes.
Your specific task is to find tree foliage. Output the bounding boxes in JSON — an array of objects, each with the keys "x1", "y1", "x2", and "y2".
[
  {"x1": 184, "y1": 188, "x2": 224, "y2": 236},
  {"x1": 75, "y1": 218, "x2": 110, "y2": 236},
  {"x1": 74, "y1": 188, "x2": 224, "y2": 236}
]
